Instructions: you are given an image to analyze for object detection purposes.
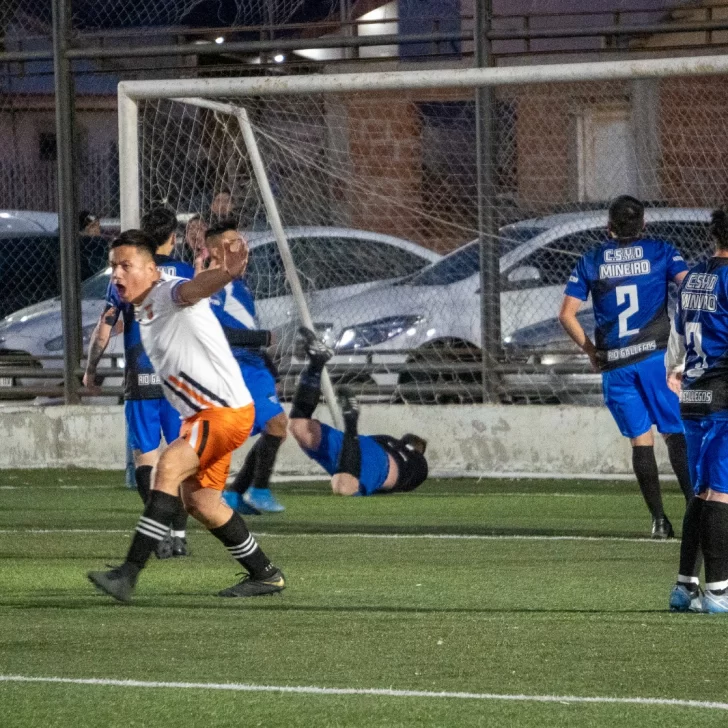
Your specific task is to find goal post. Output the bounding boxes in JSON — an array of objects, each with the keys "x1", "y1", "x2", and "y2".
[{"x1": 118, "y1": 53, "x2": 728, "y2": 408}]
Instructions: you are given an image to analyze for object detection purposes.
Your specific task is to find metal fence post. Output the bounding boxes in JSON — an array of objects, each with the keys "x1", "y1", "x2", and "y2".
[
  {"x1": 52, "y1": 0, "x2": 82, "y2": 404},
  {"x1": 475, "y1": 0, "x2": 501, "y2": 403}
]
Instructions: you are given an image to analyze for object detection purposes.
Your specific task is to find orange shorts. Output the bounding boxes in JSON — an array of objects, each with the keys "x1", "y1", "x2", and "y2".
[{"x1": 180, "y1": 404, "x2": 255, "y2": 491}]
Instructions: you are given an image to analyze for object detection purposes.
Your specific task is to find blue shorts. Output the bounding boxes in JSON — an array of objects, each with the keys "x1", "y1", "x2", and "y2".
[
  {"x1": 125, "y1": 398, "x2": 181, "y2": 455},
  {"x1": 240, "y1": 364, "x2": 285, "y2": 436},
  {"x1": 601, "y1": 351, "x2": 683, "y2": 439},
  {"x1": 302, "y1": 423, "x2": 391, "y2": 496},
  {"x1": 684, "y1": 419, "x2": 728, "y2": 495}
]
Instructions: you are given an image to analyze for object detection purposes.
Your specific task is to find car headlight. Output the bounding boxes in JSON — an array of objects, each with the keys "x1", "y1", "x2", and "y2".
[
  {"x1": 335, "y1": 315, "x2": 423, "y2": 351},
  {"x1": 45, "y1": 323, "x2": 98, "y2": 352}
]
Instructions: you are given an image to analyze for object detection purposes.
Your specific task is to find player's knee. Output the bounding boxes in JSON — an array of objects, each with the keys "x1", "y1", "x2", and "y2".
[
  {"x1": 331, "y1": 475, "x2": 359, "y2": 496},
  {"x1": 288, "y1": 418, "x2": 308, "y2": 445},
  {"x1": 183, "y1": 499, "x2": 202, "y2": 519},
  {"x1": 266, "y1": 412, "x2": 288, "y2": 439}
]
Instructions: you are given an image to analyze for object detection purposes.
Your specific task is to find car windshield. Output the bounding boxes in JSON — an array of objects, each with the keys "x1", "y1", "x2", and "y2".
[
  {"x1": 498, "y1": 226, "x2": 548, "y2": 255},
  {"x1": 80, "y1": 268, "x2": 111, "y2": 300},
  {"x1": 406, "y1": 227, "x2": 547, "y2": 287}
]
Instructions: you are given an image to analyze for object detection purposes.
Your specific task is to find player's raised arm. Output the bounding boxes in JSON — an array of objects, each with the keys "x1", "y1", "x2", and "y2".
[{"x1": 175, "y1": 237, "x2": 248, "y2": 306}]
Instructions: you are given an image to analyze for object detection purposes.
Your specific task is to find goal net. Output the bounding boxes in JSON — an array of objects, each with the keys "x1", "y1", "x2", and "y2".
[{"x1": 124, "y1": 56, "x2": 728, "y2": 407}]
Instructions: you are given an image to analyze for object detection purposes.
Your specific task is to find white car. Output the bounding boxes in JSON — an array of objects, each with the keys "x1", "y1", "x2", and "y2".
[
  {"x1": 294, "y1": 209, "x2": 714, "y2": 398},
  {"x1": 0, "y1": 227, "x2": 441, "y2": 392}
]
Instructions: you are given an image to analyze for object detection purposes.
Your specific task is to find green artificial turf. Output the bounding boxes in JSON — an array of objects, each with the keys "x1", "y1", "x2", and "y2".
[{"x1": 0, "y1": 471, "x2": 726, "y2": 727}]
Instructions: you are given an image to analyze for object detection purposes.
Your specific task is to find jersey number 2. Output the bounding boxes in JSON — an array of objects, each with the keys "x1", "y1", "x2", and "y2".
[{"x1": 616, "y1": 285, "x2": 640, "y2": 338}]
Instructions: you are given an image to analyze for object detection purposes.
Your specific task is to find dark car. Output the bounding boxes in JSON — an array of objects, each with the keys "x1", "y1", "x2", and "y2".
[{"x1": 0, "y1": 233, "x2": 109, "y2": 319}]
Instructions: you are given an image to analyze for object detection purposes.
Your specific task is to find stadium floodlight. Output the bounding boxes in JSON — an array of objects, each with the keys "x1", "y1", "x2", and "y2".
[{"x1": 118, "y1": 54, "x2": 728, "y2": 409}]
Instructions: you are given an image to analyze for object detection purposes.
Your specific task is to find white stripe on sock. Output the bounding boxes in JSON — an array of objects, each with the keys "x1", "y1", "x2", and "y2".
[
  {"x1": 138, "y1": 517, "x2": 168, "y2": 537},
  {"x1": 677, "y1": 575, "x2": 700, "y2": 585},
  {"x1": 171, "y1": 531, "x2": 185, "y2": 538},
  {"x1": 705, "y1": 579, "x2": 728, "y2": 592}
]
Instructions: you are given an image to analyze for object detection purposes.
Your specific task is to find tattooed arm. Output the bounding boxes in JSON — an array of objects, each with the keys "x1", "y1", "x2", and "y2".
[{"x1": 83, "y1": 305, "x2": 119, "y2": 394}]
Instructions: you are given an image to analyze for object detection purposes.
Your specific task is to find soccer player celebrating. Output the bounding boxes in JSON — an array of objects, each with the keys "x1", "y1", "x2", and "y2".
[
  {"x1": 666, "y1": 208, "x2": 728, "y2": 613},
  {"x1": 559, "y1": 195, "x2": 692, "y2": 538},
  {"x1": 84, "y1": 206, "x2": 194, "y2": 558},
  {"x1": 288, "y1": 328, "x2": 428, "y2": 496},
  {"x1": 88, "y1": 230, "x2": 284, "y2": 602},
  {"x1": 203, "y1": 221, "x2": 287, "y2": 513}
]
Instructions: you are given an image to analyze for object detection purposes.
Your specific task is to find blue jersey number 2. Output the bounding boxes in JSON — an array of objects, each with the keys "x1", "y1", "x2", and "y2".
[{"x1": 616, "y1": 284, "x2": 640, "y2": 338}]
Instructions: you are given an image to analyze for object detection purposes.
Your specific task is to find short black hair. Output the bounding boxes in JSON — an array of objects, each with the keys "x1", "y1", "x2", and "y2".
[
  {"x1": 608, "y1": 195, "x2": 644, "y2": 240},
  {"x1": 205, "y1": 218, "x2": 238, "y2": 240},
  {"x1": 78, "y1": 210, "x2": 96, "y2": 230},
  {"x1": 401, "y1": 433, "x2": 427, "y2": 455},
  {"x1": 140, "y1": 206, "x2": 177, "y2": 248},
  {"x1": 710, "y1": 208, "x2": 728, "y2": 251},
  {"x1": 109, "y1": 229, "x2": 157, "y2": 259}
]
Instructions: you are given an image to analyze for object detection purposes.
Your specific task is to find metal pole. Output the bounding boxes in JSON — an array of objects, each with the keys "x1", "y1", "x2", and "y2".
[
  {"x1": 475, "y1": 0, "x2": 500, "y2": 403},
  {"x1": 233, "y1": 107, "x2": 343, "y2": 430},
  {"x1": 52, "y1": 0, "x2": 82, "y2": 404},
  {"x1": 118, "y1": 90, "x2": 141, "y2": 228}
]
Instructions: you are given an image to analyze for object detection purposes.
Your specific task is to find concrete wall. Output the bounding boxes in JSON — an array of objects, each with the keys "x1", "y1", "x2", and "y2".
[{"x1": 0, "y1": 404, "x2": 672, "y2": 478}]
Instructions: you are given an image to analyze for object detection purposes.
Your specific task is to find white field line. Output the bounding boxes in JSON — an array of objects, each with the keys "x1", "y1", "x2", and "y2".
[
  {"x1": 0, "y1": 528, "x2": 674, "y2": 543},
  {"x1": 0, "y1": 675, "x2": 725, "y2": 711}
]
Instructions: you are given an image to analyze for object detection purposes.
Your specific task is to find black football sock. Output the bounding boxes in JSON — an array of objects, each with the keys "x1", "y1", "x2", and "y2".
[
  {"x1": 632, "y1": 446, "x2": 664, "y2": 519},
  {"x1": 125, "y1": 490, "x2": 179, "y2": 575},
  {"x1": 665, "y1": 433, "x2": 694, "y2": 502},
  {"x1": 700, "y1": 500, "x2": 728, "y2": 593},
  {"x1": 253, "y1": 433, "x2": 284, "y2": 489},
  {"x1": 170, "y1": 497, "x2": 188, "y2": 534},
  {"x1": 209, "y1": 512, "x2": 276, "y2": 580},
  {"x1": 335, "y1": 432, "x2": 361, "y2": 480},
  {"x1": 677, "y1": 496, "x2": 703, "y2": 587},
  {"x1": 290, "y1": 382, "x2": 321, "y2": 420},
  {"x1": 230, "y1": 440, "x2": 260, "y2": 495},
  {"x1": 135, "y1": 465, "x2": 153, "y2": 505}
]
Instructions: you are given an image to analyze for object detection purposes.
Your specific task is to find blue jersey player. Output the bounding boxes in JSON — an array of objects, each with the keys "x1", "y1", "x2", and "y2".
[
  {"x1": 559, "y1": 195, "x2": 692, "y2": 538},
  {"x1": 202, "y1": 221, "x2": 288, "y2": 514},
  {"x1": 84, "y1": 207, "x2": 194, "y2": 557},
  {"x1": 666, "y1": 208, "x2": 728, "y2": 613},
  {"x1": 288, "y1": 328, "x2": 428, "y2": 496}
]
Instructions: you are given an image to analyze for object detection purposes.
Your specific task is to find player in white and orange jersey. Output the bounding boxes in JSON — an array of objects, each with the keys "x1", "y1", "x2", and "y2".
[{"x1": 88, "y1": 229, "x2": 284, "y2": 603}]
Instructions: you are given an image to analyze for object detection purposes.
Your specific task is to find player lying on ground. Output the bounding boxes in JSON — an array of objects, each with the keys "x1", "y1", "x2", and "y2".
[
  {"x1": 288, "y1": 328, "x2": 428, "y2": 496},
  {"x1": 559, "y1": 194, "x2": 693, "y2": 539},
  {"x1": 85, "y1": 206, "x2": 195, "y2": 558},
  {"x1": 666, "y1": 208, "x2": 728, "y2": 614},
  {"x1": 203, "y1": 220, "x2": 287, "y2": 514},
  {"x1": 88, "y1": 230, "x2": 284, "y2": 603}
]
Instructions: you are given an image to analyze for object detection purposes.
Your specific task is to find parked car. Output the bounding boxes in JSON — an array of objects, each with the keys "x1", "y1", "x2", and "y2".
[
  {"x1": 0, "y1": 227, "x2": 440, "y2": 392},
  {"x1": 0, "y1": 231, "x2": 110, "y2": 319},
  {"x1": 0, "y1": 210, "x2": 59, "y2": 233},
  {"x1": 284, "y1": 208, "x2": 713, "y2": 400}
]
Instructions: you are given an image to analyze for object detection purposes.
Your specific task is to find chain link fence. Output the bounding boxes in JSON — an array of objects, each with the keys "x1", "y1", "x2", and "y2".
[{"x1": 129, "y1": 75, "x2": 725, "y2": 405}]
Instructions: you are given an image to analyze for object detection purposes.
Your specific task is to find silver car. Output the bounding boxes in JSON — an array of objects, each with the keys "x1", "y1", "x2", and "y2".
[{"x1": 288, "y1": 208, "x2": 714, "y2": 401}]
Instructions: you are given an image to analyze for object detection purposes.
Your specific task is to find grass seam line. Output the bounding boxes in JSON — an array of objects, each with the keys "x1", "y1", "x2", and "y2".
[
  {"x1": 0, "y1": 528, "x2": 676, "y2": 543},
  {"x1": 0, "y1": 675, "x2": 726, "y2": 711}
]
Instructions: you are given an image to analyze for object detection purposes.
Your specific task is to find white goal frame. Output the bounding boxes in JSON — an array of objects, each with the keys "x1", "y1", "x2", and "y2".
[{"x1": 118, "y1": 53, "x2": 728, "y2": 423}]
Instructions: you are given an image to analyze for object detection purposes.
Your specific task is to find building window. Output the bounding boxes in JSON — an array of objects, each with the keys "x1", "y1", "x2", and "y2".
[{"x1": 39, "y1": 132, "x2": 57, "y2": 162}]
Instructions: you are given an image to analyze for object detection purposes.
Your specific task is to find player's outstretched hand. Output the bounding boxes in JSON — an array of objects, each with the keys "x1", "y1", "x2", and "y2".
[{"x1": 223, "y1": 237, "x2": 249, "y2": 279}]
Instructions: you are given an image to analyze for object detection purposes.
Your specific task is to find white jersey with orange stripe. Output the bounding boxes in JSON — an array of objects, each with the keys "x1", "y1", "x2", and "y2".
[{"x1": 135, "y1": 275, "x2": 253, "y2": 419}]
